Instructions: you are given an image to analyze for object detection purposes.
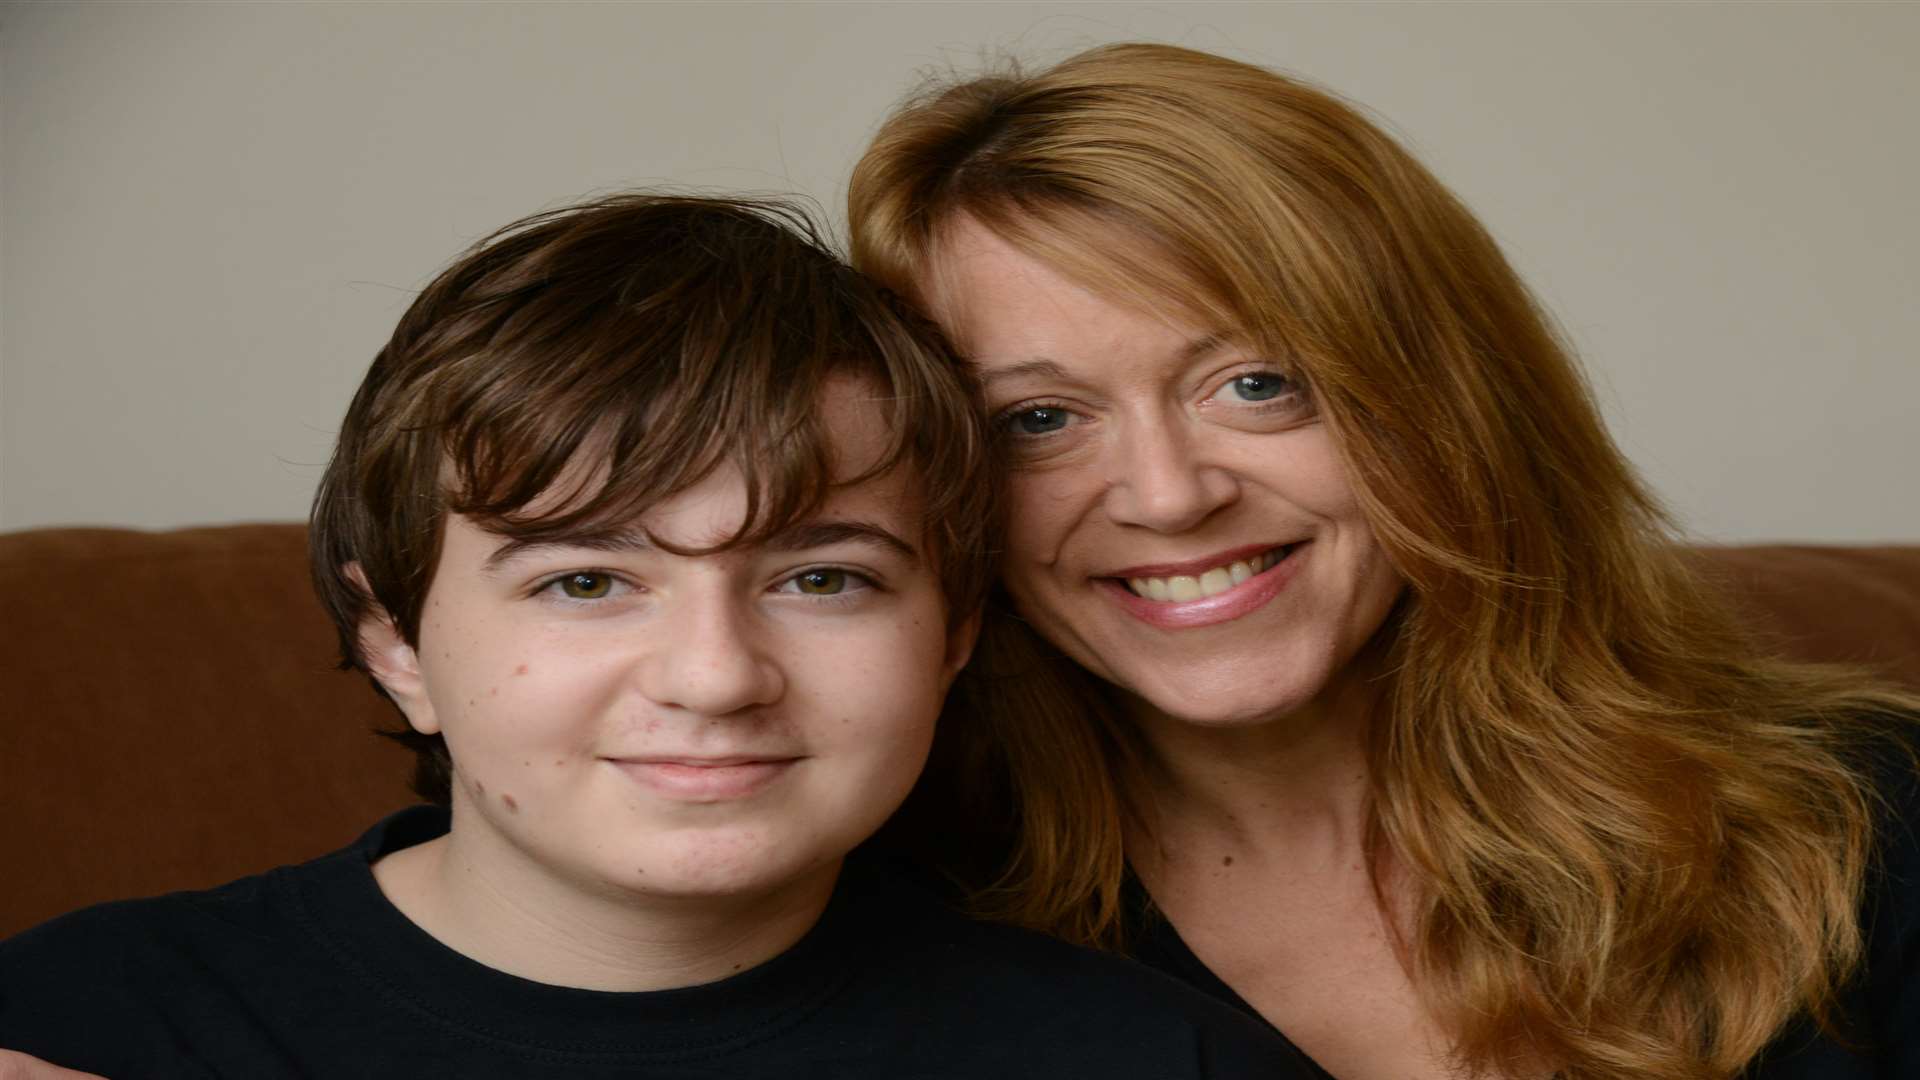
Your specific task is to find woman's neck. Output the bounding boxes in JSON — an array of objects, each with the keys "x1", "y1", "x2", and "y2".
[{"x1": 1127, "y1": 672, "x2": 1381, "y2": 875}]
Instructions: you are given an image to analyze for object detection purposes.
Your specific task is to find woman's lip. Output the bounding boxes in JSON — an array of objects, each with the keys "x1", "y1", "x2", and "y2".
[
  {"x1": 1103, "y1": 542, "x2": 1288, "y2": 581},
  {"x1": 1102, "y1": 542, "x2": 1307, "y2": 629},
  {"x1": 607, "y1": 758, "x2": 799, "y2": 800}
]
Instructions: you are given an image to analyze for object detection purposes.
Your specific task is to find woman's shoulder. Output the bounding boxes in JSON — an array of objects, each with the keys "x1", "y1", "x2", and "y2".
[
  {"x1": 1750, "y1": 708, "x2": 1920, "y2": 1077},
  {"x1": 1857, "y1": 710, "x2": 1920, "y2": 935},
  {"x1": 1843, "y1": 707, "x2": 1920, "y2": 862}
]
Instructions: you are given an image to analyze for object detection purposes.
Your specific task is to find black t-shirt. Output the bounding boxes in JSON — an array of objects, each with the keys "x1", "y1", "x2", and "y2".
[
  {"x1": 1123, "y1": 728, "x2": 1920, "y2": 1079},
  {"x1": 0, "y1": 807, "x2": 1315, "y2": 1079}
]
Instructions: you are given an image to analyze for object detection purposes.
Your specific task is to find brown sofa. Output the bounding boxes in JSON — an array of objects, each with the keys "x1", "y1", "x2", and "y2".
[{"x1": 4, "y1": 524, "x2": 1919, "y2": 937}]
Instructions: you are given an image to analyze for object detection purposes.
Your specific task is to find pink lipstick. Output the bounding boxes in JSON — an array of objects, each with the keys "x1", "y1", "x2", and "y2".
[{"x1": 1102, "y1": 542, "x2": 1307, "y2": 629}]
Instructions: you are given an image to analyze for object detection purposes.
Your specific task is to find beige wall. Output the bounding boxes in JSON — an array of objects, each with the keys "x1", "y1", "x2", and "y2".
[{"x1": 3, "y1": 1, "x2": 1915, "y2": 541}]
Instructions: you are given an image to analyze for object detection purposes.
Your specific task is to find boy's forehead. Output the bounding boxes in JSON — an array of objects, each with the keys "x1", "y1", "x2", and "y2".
[
  {"x1": 465, "y1": 372, "x2": 907, "y2": 511},
  {"x1": 813, "y1": 373, "x2": 897, "y2": 475},
  {"x1": 455, "y1": 373, "x2": 927, "y2": 563}
]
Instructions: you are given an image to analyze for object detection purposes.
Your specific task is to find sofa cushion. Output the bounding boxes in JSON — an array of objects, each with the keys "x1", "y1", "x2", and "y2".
[{"x1": 1695, "y1": 544, "x2": 1920, "y2": 686}]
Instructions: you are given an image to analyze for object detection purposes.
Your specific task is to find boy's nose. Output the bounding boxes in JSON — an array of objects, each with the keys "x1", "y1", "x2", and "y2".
[{"x1": 633, "y1": 600, "x2": 786, "y2": 716}]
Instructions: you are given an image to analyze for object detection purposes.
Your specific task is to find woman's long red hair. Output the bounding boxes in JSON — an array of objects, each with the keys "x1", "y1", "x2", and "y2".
[{"x1": 849, "y1": 42, "x2": 1918, "y2": 1080}]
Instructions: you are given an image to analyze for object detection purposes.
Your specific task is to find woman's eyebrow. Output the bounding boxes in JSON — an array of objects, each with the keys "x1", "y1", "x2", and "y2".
[
  {"x1": 972, "y1": 334, "x2": 1234, "y2": 387},
  {"x1": 972, "y1": 357, "x2": 1072, "y2": 387},
  {"x1": 764, "y1": 520, "x2": 919, "y2": 563},
  {"x1": 1181, "y1": 331, "x2": 1231, "y2": 361}
]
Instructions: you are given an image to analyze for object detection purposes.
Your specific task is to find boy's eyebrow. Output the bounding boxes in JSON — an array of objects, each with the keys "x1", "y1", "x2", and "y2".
[
  {"x1": 480, "y1": 519, "x2": 918, "y2": 573},
  {"x1": 762, "y1": 520, "x2": 920, "y2": 563},
  {"x1": 482, "y1": 530, "x2": 652, "y2": 574}
]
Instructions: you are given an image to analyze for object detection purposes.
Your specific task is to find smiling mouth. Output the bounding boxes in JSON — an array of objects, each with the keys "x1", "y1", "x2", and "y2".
[{"x1": 1118, "y1": 545, "x2": 1293, "y2": 602}]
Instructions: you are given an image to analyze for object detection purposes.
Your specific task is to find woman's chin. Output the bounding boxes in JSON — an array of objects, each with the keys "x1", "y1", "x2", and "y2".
[{"x1": 1126, "y1": 684, "x2": 1329, "y2": 733}]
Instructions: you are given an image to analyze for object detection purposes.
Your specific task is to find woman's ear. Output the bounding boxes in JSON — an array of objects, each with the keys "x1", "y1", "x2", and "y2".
[{"x1": 345, "y1": 562, "x2": 440, "y2": 736}]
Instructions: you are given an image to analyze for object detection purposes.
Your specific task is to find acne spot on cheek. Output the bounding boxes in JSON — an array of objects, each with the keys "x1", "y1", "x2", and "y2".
[
  {"x1": 488, "y1": 687, "x2": 497, "y2": 697},
  {"x1": 1222, "y1": 855, "x2": 1234, "y2": 867},
  {"x1": 515, "y1": 664, "x2": 529, "y2": 676},
  {"x1": 645, "y1": 718, "x2": 661, "y2": 734},
  {"x1": 502, "y1": 793, "x2": 519, "y2": 813}
]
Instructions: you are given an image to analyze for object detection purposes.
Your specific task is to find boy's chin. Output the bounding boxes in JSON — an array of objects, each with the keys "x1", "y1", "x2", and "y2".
[{"x1": 604, "y1": 836, "x2": 851, "y2": 903}]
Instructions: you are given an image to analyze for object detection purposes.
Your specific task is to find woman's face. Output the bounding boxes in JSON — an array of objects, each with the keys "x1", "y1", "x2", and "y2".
[{"x1": 924, "y1": 219, "x2": 1404, "y2": 729}]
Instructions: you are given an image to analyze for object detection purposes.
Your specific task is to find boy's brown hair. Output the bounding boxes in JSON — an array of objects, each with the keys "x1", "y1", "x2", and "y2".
[{"x1": 310, "y1": 193, "x2": 997, "y2": 803}]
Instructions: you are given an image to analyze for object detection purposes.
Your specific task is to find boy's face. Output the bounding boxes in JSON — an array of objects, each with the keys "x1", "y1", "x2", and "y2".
[{"x1": 364, "y1": 381, "x2": 974, "y2": 902}]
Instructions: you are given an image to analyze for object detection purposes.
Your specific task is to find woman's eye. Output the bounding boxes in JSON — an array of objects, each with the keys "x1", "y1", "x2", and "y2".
[
  {"x1": 1222, "y1": 371, "x2": 1294, "y2": 403},
  {"x1": 1001, "y1": 405, "x2": 1074, "y2": 437},
  {"x1": 555, "y1": 572, "x2": 613, "y2": 600}
]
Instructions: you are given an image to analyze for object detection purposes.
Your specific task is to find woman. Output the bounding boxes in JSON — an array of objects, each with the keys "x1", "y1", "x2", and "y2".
[{"x1": 850, "y1": 42, "x2": 1920, "y2": 1080}]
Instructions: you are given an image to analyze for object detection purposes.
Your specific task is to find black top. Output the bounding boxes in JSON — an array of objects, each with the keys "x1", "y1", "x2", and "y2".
[
  {"x1": 0, "y1": 807, "x2": 1316, "y2": 1079},
  {"x1": 1123, "y1": 730, "x2": 1920, "y2": 1079}
]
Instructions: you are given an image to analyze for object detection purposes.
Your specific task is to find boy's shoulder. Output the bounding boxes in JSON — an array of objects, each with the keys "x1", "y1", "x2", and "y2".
[
  {"x1": 1, "y1": 806, "x2": 433, "y2": 974},
  {"x1": 0, "y1": 831, "x2": 351, "y2": 976},
  {"x1": 0, "y1": 810, "x2": 424, "y2": 1075}
]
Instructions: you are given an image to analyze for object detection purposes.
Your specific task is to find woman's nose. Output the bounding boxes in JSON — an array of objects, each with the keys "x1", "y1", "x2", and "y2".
[{"x1": 1102, "y1": 418, "x2": 1239, "y2": 534}]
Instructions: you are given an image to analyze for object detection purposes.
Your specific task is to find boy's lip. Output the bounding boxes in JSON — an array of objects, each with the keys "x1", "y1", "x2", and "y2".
[
  {"x1": 606, "y1": 756, "x2": 802, "y2": 800},
  {"x1": 615, "y1": 754, "x2": 800, "y2": 766}
]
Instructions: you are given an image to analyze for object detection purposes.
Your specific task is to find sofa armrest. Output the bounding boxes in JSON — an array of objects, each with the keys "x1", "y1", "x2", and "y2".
[{"x1": 0, "y1": 524, "x2": 413, "y2": 937}]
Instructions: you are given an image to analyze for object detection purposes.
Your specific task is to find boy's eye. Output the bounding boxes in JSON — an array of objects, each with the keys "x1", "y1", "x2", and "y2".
[
  {"x1": 775, "y1": 567, "x2": 876, "y2": 598},
  {"x1": 557, "y1": 572, "x2": 613, "y2": 599},
  {"x1": 795, "y1": 569, "x2": 847, "y2": 595}
]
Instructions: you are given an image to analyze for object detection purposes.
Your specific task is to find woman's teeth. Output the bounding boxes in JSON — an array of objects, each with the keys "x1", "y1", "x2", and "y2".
[{"x1": 1125, "y1": 548, "x2": 1285, "y2": 602}]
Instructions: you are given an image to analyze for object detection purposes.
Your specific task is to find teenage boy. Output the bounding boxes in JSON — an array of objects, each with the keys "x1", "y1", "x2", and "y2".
[{"x1": 0, "y1": 195, "x2": 1313, "y2": 1077}]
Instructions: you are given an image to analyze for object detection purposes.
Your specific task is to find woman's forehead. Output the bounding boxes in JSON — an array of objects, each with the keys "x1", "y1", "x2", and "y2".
[{"x1": 922, "y1": 213, "x2": 1225, "y2": 350}]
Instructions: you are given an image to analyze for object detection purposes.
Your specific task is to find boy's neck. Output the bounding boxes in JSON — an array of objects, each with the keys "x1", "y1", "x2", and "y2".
[{"x1": 371, "y1": 821, "x2": 842, "y2": 993}]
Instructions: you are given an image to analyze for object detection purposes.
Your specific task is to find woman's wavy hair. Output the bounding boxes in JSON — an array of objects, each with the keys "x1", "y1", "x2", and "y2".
[
  {"x1": 311, "y1": 193, "x2": 997, "y2": 804},
  {"x1": 848, "y1": 42, "x2": 1918, "y2": 1080}
]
